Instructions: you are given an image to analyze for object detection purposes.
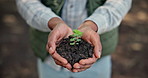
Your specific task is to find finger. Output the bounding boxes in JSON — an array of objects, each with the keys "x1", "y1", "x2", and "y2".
[
  {"x1": 64, "y1": 63, "x2": 72, "y2": 70},
  {"x1": 46, "y1": 44, "x2": 49, "y2": 52},
  {"x1": 73, "y1": 59, "x2": 94, "y2": 69},
  {"x1": 72, "y1": 68, "x2": 86, "y2": 72},
  {"x1": 65, "y1": 30, "x2": 73, "y2": 38},
  {"x1": 79, "y1": 55, "x2": 97, "y2": 65},
  {"x1": 78, "y1": 64, "x2": 91, "y2": 69},
  {"x1": 47, "y1": 30, "x2": 63, "y2": 54},
  {"x1": 47, "y1": 37, "x2": 57, "y2": 54},
  {"x1": 48, "y1": 47, "x2": 56, "y2": 55},
  {"x1": 52, "y1": 51, "x2": 68, "y2": 65},
  {"x1": 55, "y1": 59, "x2": 72, "y2": 70},
  {"x1": 73, "y1": 63, "x2": 81, "y2": 69},
  {"x1": 77, "y1": 68, "x2": 86, "y2": 72},
  {"x1": 90, "y1": 34, "x2": 102, "y2": 58},
  {"x1": 54, "y1": 59, "x2": 62, "y2": 66},
  {"x1": 72, "y1": 69, "x2": 78, "y2": 72},
  {"x1": 94, "y1": 43, "x2": 102, "y2": 58},
  {"x1": 47, "y1": 41, "x2": 56, "y2": 55}
]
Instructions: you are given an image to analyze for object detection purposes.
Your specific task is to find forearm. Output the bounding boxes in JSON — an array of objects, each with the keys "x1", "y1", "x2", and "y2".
[
  {"x1": 86, "y1": 0, "x2": 132, "y2": 34},
  {"x1": 16, "y1": 0, "x2": 59, "y2": 32}
]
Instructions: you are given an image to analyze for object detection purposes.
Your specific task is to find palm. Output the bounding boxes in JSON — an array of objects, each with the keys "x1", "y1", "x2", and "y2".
[
  {"x1": 46, "y1": 23, "x2": 73, "y2": 70},
  {"x1": 72, "y1": 26, "x2": 102, "y2": 72}
]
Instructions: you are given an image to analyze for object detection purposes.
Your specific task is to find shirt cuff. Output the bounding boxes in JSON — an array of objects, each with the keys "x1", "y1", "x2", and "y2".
[
  {"x1": 38, "y1": 9, "x2": 61, "y2": 32},
  {"x1": 85, "y1": 14, "x2": 107, "y2": 34}
]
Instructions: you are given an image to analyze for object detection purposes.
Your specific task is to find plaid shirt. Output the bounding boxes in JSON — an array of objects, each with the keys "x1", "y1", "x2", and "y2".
[{"x1": 16, "y1": 0, "x2": 132, "y2": 34}]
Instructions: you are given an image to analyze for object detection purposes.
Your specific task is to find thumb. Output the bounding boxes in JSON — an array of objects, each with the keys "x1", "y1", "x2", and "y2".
[
  {"x1": 48, "y1": 41, "x2": 56, "y2": 55},
  {"x1": 94, "y1": 47, "x2": 101, "y2": 58},
  {"x1": 94, "y1": 46, "x2": 102, "y2": 58},
  {"x1": 90, "y1": 34, "x2": 102, "y2": 58},
  {"x1": 47, "y1": 30, "x2": 59, "y2": 54},
  {"x1": 93, "y1": 39, "x2": 102, "y2": 58}
]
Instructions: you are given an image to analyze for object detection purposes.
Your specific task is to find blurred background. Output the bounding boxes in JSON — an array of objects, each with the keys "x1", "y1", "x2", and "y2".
[{"x1": 0, "y1": 0, "x2": 148, "y2": 78}]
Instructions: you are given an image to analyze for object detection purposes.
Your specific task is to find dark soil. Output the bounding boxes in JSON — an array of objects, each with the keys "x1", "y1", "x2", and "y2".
[{"x1": 56, "y1": 36, "x2": 94, "y2": 66}]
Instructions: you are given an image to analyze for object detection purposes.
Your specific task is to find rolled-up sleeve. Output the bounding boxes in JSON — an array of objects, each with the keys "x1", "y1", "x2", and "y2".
[
  {"x1": 16, "y1": 0, "x2": 60, "y2": 32},
  {"x1": 86, "y1": 0, "x2": 132, "y2": 34}
]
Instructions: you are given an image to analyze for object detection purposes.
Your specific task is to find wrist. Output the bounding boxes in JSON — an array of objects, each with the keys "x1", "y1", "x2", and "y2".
[
  {"x1": 48, "y1": 17, "x2": 65, "y2": 30},
  {"x1": 78, "y1": 20, "x2": 98, "y2": 32}
]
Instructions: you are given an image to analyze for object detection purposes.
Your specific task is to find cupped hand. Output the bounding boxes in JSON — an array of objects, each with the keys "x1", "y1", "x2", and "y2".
[
  {"x1": 46, "y1": 18, "x2": 73, "y2": 70},
  {"x1": 72, "y1": 21, "x2": 102, "y2": 72}
]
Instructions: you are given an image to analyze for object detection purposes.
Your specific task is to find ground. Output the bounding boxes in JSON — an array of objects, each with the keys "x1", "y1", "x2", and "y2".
[{"x1": 0, "y1": 0, "x2": 148, "y2": 78}]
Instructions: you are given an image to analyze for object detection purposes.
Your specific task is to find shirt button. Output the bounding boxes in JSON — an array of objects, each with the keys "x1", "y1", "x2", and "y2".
[
  {"x1": 69, "y1": 76, "x2": 74, "y2": 78},
  {"x1": 70, "y1": 5, "x2": 73, "y2": 8}
]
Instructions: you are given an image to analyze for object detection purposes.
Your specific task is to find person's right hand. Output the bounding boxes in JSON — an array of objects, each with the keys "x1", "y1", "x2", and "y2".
[{"x1": 46, "y1": 17, "x2": 73, "y2": 70}]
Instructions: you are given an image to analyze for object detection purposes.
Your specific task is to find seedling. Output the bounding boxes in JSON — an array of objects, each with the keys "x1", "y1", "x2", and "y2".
[{"x1": 70, "y1": 30, "x2": 83, "y2": 45}]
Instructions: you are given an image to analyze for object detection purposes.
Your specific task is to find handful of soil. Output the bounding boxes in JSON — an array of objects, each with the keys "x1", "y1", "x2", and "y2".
[{"x1": 56, "y1": 36, "x2": 94, "y2": 66}]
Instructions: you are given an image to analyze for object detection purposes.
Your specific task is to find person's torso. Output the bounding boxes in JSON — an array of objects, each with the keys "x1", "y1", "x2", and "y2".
[{"x1": 61, "y1": 0, "x2": 87, "y2": 29}]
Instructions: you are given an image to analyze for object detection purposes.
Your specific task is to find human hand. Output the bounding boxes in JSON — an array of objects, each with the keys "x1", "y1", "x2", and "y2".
[
  {"x1": 72, "y1": 21, "x2": 102, "y2": 72},
  {"x1": 46, "y1": 17, "x2": 73, "y2": 70}
]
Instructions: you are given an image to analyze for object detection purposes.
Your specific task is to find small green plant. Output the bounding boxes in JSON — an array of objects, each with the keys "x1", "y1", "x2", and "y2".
[{"x1": 70, "y1": 29, "x2": 83, "y2": 45}]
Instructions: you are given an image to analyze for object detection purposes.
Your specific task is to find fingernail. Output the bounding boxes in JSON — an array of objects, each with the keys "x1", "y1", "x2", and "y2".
[
  {"x1": 49, "y1": 47, "x2": 51, "y2": 50},
  {"x1": 50, "y1": 47, "x2": 53, "y2": 51},
  {"x1": 80, "y1": 60, "x2": 85, "y2": 65},
  {"x1": 98, "y1": 50, "x2": 101, "y2": 58},
  {"x1": 49, "y1": 47, "x2": 54, "y2": 54},
  {"x1": 76, "y1": 66, "x2": 80, "y2": 69}
]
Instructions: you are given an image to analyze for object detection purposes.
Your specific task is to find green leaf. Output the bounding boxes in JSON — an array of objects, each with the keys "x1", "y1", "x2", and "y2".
[
  {"x1": 72, "y1": 29, "x2": 83, "y2": 37},
  {"x1": 70, "y1": 39, "x2": 75, "y2": 41},
  {"x1": 76, "y1": 43, "x2": 79, "y2": 45},
  {"x1": 76, "y1": 39, "x2": 81, "y2": 42},
  {"x1": 69, "y1": 29, "x2": 83, "y2": 45},
  {"x1": 70, "y1": 34, "x2": 78, "y2": 37},
  {"x1": 70, "y1": 38, "x2": 77, "y2": 41},
  {"x1": 73, "y1": 29, "x2": 80, "y2": 33},
  {"x1": 70, "y1": 43, "x2": 75, "y2": 45}
]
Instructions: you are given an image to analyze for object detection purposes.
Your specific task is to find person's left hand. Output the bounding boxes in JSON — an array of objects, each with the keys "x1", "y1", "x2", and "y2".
[{"x1": 72, "y1": 21, "x2": 102, "y2": 72}]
